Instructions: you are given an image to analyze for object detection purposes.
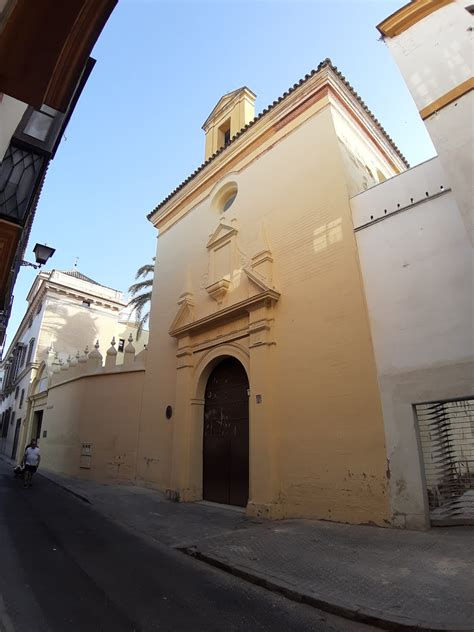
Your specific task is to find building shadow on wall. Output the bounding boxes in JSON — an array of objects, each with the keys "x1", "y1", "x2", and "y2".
[{"x1": 41, "y1": 307, "x2": 99, "y2": 361}]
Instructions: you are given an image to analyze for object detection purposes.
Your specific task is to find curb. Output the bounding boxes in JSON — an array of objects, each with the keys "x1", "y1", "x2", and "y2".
[
  {"x1": 181, "y1": 547, "x2": 472, "y2": 632},
  {"x1": 38, "y1": 471, "x2": 91, "y2": 505}
]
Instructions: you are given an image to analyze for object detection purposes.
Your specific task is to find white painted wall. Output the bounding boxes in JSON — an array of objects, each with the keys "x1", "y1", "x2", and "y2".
[
  {"x1": 351, "y1": 156, "x2": 474, "y2": 529},
  {"x1": 0, "y1": 300, "x2": 45, "y2": 457},
  {"x1": 0, "y1": 93, "x2": 27, "y2": 161},
  {"x1": 424, "y1": 92, "x2": 474, "y2": 242},
  {"x1": 383, "y1": 0, "x2": 473, "y2": 242},
  {"x1": 384, "y1": 1, "x2": 472, "y2": 111}
]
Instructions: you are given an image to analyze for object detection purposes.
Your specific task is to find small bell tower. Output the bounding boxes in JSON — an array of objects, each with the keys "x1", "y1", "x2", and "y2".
[{"x1": 202, "y1": 87, "x2": 256, "y2": 161}]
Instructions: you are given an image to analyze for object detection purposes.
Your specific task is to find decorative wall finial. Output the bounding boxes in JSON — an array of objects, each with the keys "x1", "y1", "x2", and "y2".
[
  {"x1": 107, "y1": 337, "x2": 118, "y2": 357},
  {"x1": 78, "y1": 347, "x2": 88, "y2": 364},
  {"x1": 89, "y1": 340, "x2": 102, "y2": 360},
  {"x1": 124, "y1": 333, "x2": 136, "y2": 356}
]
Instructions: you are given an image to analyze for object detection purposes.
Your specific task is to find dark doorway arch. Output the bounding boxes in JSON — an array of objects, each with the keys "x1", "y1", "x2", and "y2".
[{"x1": 203, "y1": 357, "x2": 249, "y2": 507}]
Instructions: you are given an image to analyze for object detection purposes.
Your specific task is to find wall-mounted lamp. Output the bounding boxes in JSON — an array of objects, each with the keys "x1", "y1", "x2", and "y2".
[{"x1": 21, "y1": 243, "x2": 56, "y2": 269}]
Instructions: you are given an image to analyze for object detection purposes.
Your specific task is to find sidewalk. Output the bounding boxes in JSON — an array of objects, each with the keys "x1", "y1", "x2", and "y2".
[{"x1": 14, "y1": 460, "x2": 474, "y2": 631}]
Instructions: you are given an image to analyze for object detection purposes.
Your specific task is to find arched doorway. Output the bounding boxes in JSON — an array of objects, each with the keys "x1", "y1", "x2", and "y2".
[{"x1": 203, "y1": 357, "x2": 249, "y2": 507}]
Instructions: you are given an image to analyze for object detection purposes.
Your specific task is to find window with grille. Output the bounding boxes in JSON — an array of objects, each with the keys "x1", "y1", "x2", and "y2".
[
  {"x1": 416, "y1": 399, "x2": 474, "y2": 525},
  {"x1": 26, "y1": 339, "x2": 35, "y2": 363}
]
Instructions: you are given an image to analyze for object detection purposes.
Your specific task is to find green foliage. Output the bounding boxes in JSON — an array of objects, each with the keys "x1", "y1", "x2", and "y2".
[{"x1": 128, "y1": 258, "x2": 155, "y2": 339}]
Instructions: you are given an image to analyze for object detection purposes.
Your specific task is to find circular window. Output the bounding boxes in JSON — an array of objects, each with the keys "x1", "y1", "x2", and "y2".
[
  {"x1": 212, "y1": 181, "x2": 238, "y2": 213},
  {"x1": 222, "y1": 192, "x2": 237, "y2": 212}
]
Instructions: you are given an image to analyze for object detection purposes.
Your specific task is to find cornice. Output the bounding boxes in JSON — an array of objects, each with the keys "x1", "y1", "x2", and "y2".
[
  {"x1": 377, "y1": 0, "x2": 454, "y2": 37},
  {"x1": 48, "y1": 367, "x2": 145, "y2": 391},
  {"x1": 44, "y1": 279, "x2": 125, "y2": 309},
  {"x1": 169, "y1": 289, "x2": 280, "y2": 338}
]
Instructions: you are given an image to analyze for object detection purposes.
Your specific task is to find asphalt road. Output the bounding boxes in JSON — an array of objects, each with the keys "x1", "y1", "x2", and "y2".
[{"x1": 0, "y1": 461, "x2": 377, "y2": 632}]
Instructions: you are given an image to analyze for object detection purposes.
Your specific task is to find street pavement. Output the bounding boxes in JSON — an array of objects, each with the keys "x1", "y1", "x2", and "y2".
[
  {"x1": 35, "y1": 465, "x2": 474, "y2": 632},
  {"x1": 0, "y1": 460, "x2": 379, "y2": 632}
]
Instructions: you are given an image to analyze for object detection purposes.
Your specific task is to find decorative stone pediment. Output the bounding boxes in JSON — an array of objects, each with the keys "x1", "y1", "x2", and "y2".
[
  {"x1": 169, "y1": 297, "x2": 194, "y2": 333},
  {"x1": 204, "y1": 218, "x2": 243, "y2": 304},
  {"x1": 169, "y1": 288, "x2": 280, "y2": 338},
  {"x1": 169, "y1": 220, "x2": 280, "y2": 340},
  {"x1": 243, "y1": 267, "x2": 272, "y2": 294},
  {"x1": 206, "y1": 221, "x2": 238, "y2": 249},
  {"x1": 170, "y1": 267, "x2": 195, "y2": 332}
]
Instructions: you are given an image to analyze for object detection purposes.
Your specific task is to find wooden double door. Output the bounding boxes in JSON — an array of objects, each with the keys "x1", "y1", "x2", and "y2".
[{"x1": 203, "y1": 358, "x2": 249, "y2": 507}]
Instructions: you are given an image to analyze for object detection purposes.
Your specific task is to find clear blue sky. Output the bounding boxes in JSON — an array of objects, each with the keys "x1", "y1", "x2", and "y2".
[{"x1": 6, "y1": 0, "x2": 436, "y2": 350}]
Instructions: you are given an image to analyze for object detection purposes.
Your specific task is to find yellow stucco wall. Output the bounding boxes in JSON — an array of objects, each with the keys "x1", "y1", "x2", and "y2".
[
  {"x1": 138, "y1": 89, "x2": 397, "y2": 525},
  {"x1": 40, "y1": 369, "x2": 144, "y2": 482}
]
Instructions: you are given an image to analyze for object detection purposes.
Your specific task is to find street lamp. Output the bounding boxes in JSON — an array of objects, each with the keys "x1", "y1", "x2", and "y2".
[{"x1": 21, "y1": 243, "x2": 56, "y2": 269}]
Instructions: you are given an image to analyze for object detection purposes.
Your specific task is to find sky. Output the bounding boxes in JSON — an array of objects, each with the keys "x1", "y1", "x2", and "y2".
[{"x1": 5, "y1": 0, "x2": 436, "y2": 351}]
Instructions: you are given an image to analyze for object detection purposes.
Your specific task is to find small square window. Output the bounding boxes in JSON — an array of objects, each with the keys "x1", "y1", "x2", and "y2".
[
  {"x1": 14, "y1": 387, "x2": 19, "y2": 399},
  {"x1": 118, "y1": 339, "x2": 125, "y2": 353}
]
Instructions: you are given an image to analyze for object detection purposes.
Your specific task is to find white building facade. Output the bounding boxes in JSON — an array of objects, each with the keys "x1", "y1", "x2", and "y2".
[
  {"x1": 377, "y1": 0, "x2": 473, "y2": 242},
  {"x1": 343, "y1": 0, "x2": 474, "y2": 528},
  {"x1": 0, "y1": 269, "x2": 148, "y2": 460},
  {"x1": 351, "y1": 156, "x2": 473, "y2": 528}
]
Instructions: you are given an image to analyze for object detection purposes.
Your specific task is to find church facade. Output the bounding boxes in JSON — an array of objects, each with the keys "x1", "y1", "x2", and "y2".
[
  {"x1": 14, "y1": 1, "x2": 472, "y2": 530},
  {"x1": 136, "y1": 60, "x2": 408, "y2": 525}
]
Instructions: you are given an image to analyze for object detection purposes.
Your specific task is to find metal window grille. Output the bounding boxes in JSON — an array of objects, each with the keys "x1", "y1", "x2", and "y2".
[{"x1": 416, "y1": 399, "x2": 474, "y2": 525}]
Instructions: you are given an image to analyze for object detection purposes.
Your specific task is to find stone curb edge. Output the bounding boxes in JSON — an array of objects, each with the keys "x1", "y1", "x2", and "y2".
[
  {"x1": 38, "y1": 471, "x2": 91, "y2": 505},
  {"x1": 181, "y1": 547, "x2": 471, "y2": 632}
]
